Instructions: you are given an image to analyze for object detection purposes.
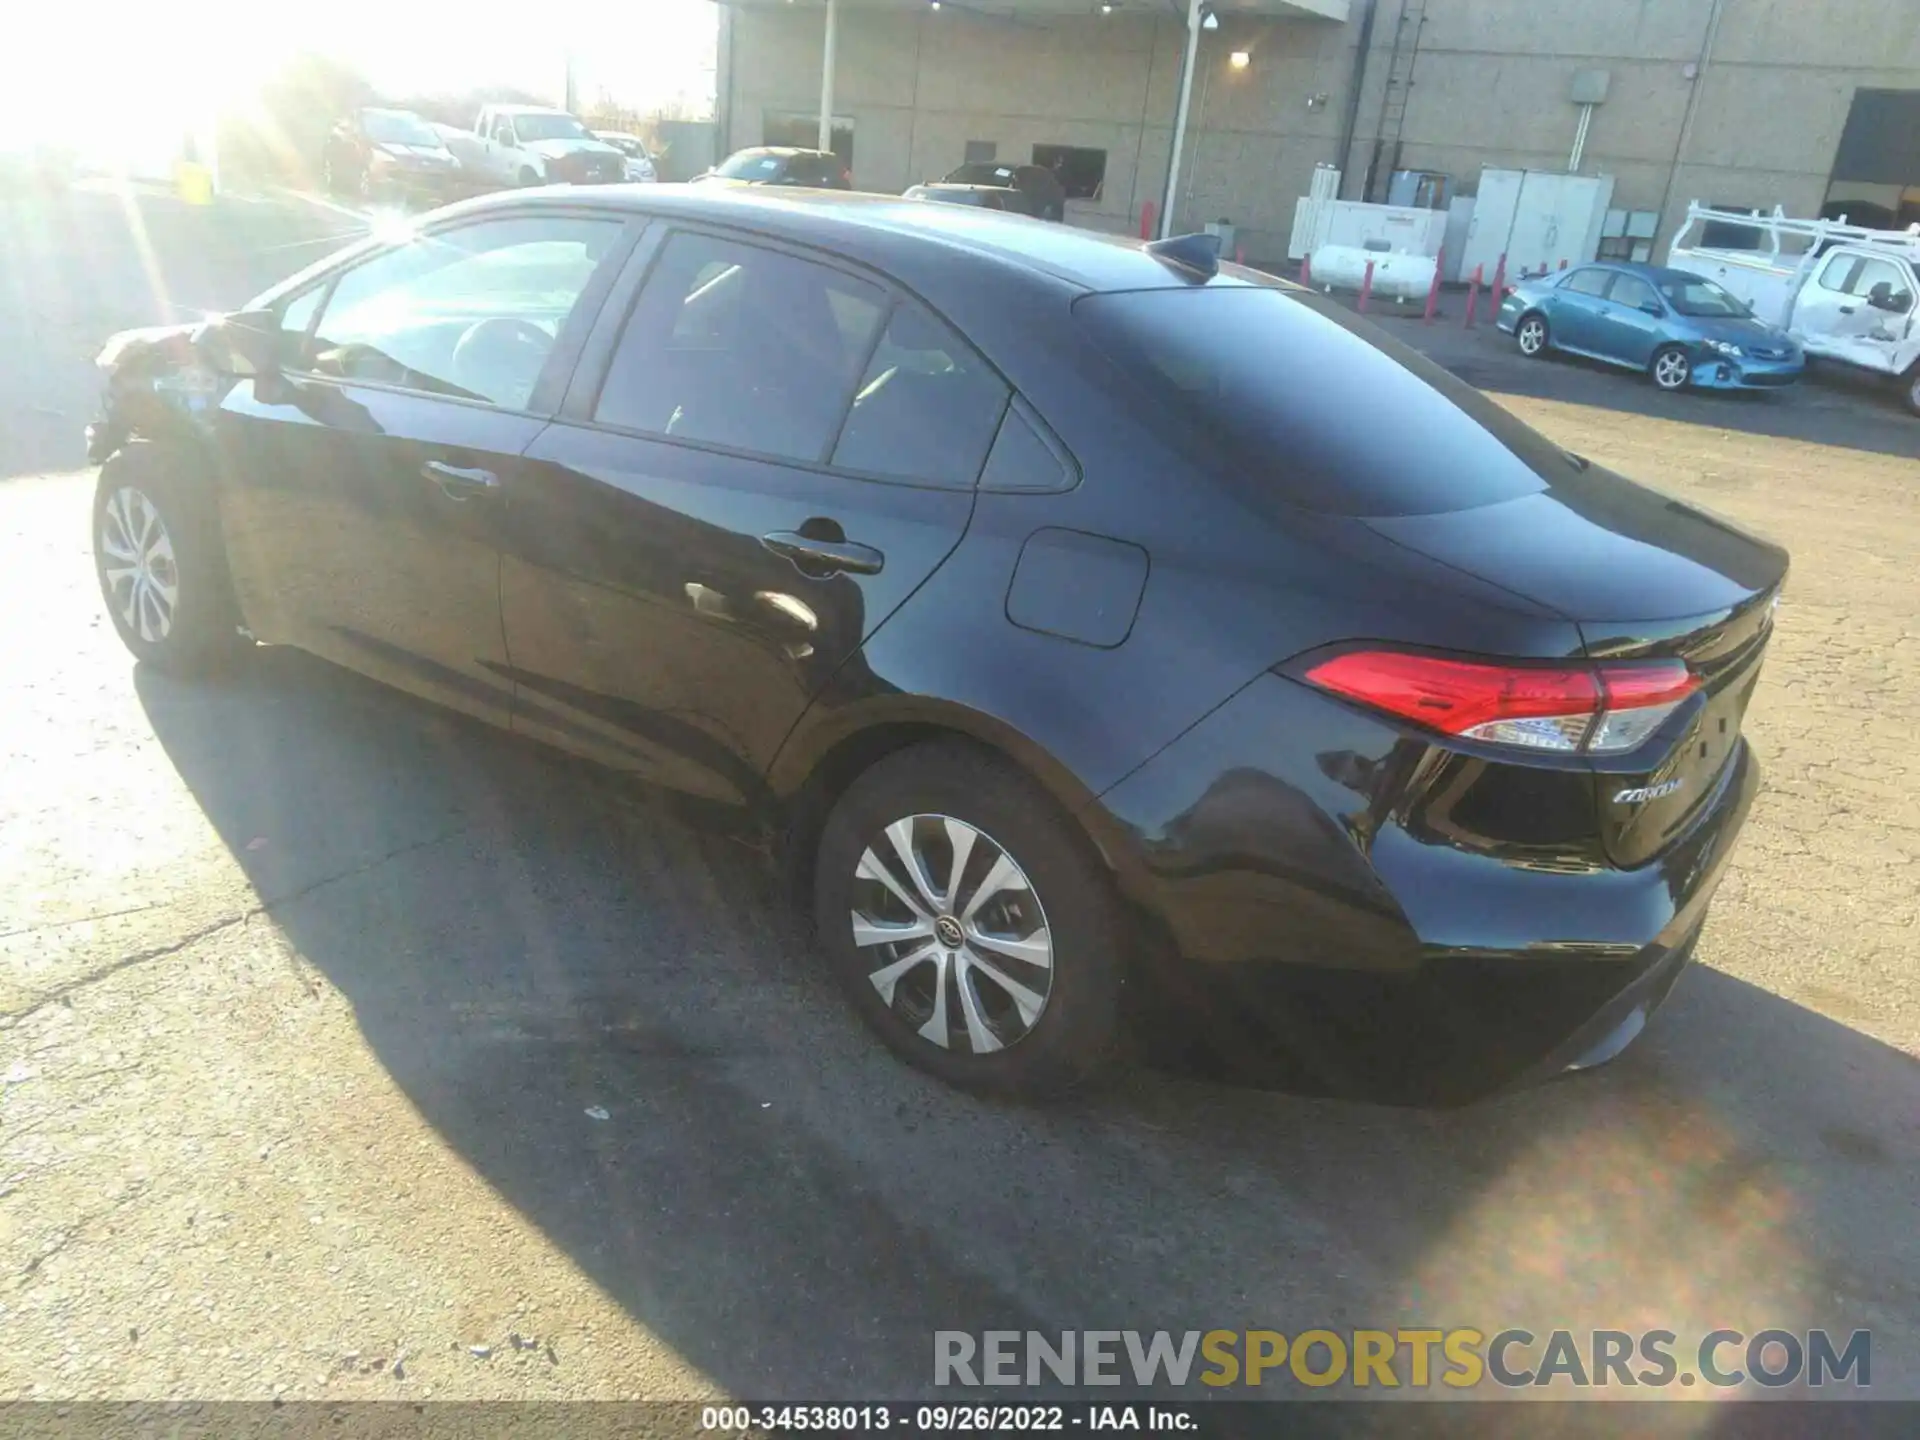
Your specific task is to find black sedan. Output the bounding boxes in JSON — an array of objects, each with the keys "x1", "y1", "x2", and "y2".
[
  {"x1": 695, "y1": 147, "x2": 852, "y2": 190},
  {"x1": 323, "y1": 108, "x2": 466, "y2": 207},
  {"x1": 85, "y1": 188, "x2": 1785, "y2": 1104},
  {"x1": 942, "y1": 162, "x2": 1066, "y2": 221},
  {"x1": 905, "y1": 182, "x2": 1036, "y2": 216}
]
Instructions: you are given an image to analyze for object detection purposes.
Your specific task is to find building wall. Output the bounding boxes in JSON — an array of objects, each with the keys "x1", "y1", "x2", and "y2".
[{"x1": 722, "y1": 0, "x2": 1920, "y2": 261}]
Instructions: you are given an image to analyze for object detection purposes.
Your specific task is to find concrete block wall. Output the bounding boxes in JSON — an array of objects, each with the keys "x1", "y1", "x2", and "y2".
[{"x1": 722, "y1": 0, "x2": 1920, "y2": 263}]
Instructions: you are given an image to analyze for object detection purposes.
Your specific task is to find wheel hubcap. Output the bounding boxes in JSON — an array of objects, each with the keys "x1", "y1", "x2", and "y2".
[
  {"x1": 1657, "y1": 353, "x2": 1689, "y2": 388},
  {"x1": 850, "y1": 814, "x2": 1054, "y2": 1055},
  {"x1": 99, "y1": 487, "x2": 178, "y2": 644},
  {"x1": 1521, "y1": 322, "x2": 1543, "y2": 352}
]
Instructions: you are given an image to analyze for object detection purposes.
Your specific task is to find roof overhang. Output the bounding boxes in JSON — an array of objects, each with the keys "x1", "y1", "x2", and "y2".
[{"x1": 720, "y1": 0, "x2": 1350, "y2": 23}]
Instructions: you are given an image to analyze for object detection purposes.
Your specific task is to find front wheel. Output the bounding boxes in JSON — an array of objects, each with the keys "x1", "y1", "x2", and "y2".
[
  {"x1": 1515, "y1": 312, "x2": 1550, "y2": 357},
  {"x1": 518, "y1": 166, "x2": 540, "y2": 187},
  {"x1": 93, "y1": 445, "x2": 250, "y2": 675},
  {"x1": 1904, "y1": 365, "x2": 1920, "y2": 417},
  {"x1": 813, "y1": 742, "x2": 1126, "y2": 1099},
  {"x1": 1650, "y1": 345, "x2": 1693, "y2": 392}
]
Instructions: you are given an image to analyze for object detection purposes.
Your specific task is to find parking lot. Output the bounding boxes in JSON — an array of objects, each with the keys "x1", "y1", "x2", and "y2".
[{"x1": 2, "y1": 183, "x2": 1917, "y2": 1405}]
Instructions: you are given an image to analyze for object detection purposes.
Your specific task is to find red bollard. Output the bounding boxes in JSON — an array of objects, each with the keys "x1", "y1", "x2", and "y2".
[
  {"x1": 1424, "y1": 246, "x2": 1444, "y2": 323},
  {"x1": 1559, "y1": 258, "x2": 1568, "y2": 271},
  {"x1": 1139, "y1": 200, "x2": 1157, "y2": 240},
  {"x1": 1491, "y1": 252, "x2": 1508, "y2": 302},
  {"x1": 1465, "y1": 264, "x2": 1483, "y2": 328},
  {"x1": 1235, "y1": 245, "x2": 1244, "y2": 265},
  {"x1": 1300, "y1": 253, "x2": 1312, "y2": 289},
  {"x1": 1357, "y1": 260, "x2": 1376, "y2": 313}
]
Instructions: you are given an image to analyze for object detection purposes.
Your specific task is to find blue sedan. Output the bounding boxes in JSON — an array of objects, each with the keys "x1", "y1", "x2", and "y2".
[{"x1": 1496, "y1": 262, "x2": 1804, "y2": 393}]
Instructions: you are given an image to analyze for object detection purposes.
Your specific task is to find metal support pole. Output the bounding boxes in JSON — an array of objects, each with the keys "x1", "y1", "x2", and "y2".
[
  {"x1": 819, "y1": 0, "x2": 839, "y2": 154},
  {"x1": 1160, "y1": 0, "x2": 1204, "y2": 240}
]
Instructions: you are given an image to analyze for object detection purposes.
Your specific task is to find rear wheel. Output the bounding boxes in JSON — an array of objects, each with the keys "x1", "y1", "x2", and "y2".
[
  {"x1": 1904, "y1": 364, "x2": 1920, "y2": 417},
  {"x1": 93, "y1": 445, "x2": 250, "y2": 675},
  {"x1": 1651, "y1": 345, "x2": 1693, "y2": 392},
  {"x1": 1516, "y1": 312, "x2": 1550, "y2": 357},
  {"x1": 813, "y1": 742, "x2": 1125, "y2": 1099},
  {"x1": 518, "y1": 166, "x2": 540, "y2": 187}
]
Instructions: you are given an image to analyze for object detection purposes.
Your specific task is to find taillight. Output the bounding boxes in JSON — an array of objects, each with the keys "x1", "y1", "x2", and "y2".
[{"x1": 1302, "y1": 651, "x2": 1700, "y2": 756}]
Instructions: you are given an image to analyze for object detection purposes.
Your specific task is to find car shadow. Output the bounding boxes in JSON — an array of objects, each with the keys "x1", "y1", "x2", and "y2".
[{"x1": 135, "y1": 649, "x2": 1920, "y2": 1407}]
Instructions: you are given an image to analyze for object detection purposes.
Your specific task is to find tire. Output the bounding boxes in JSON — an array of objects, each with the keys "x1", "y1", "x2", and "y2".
[
  {"x1": 1904, "y1": 365, "x2": 1920, "y2": 418},
  {"x1": 92, "y1": 443, "x2": 250, "y2": 675},
  {"x1": 1515, "y1": 311, "x2": 1550, "y2": 358},
  {"x1": 813, "y1": 741, "x2": 1126, "y2": 1099},
  {"x1": 1650, "y1": 344, "x2": 1693, "y2": 392},
  {"x1": 519, "y1": 166, "x2": 540, "y2": 187}
]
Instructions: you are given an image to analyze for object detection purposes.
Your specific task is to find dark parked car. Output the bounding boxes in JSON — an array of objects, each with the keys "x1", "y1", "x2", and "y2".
[
  {"x1": 696, "y1": 147, "x2": 851, "y2": 189},
  {"x1": 324, "y1": 108, "x2": 465, "y2": 206},
  {"x1": 904, "y1": 182, "x2": 1036, "y2": 216},
  {"x1": 85, "y1": 189, "x2": 1785, "y2": 1104},
  {"x1": 1498, "y1": 262, "x2": 1804, "y2": 393},
  {"x1": 942, "y1": 162, "x2": 1066, "y2": 221}
]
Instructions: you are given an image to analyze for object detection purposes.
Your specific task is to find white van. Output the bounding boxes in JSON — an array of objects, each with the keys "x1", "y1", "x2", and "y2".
[
  {"x1": 1668, "y1": 203, "x2": 1920, "y2": 414},
  {"x1": 470, "y1": 105, "x2": 627, "y2": 189}
]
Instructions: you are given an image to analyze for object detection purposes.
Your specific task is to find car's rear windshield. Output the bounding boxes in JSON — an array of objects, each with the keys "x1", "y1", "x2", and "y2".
[
  {"x1": 1076, "y1": 287, "x2": 1562, "y2": 517},
  {"x1": 948, "y1": 163, "x2": 1017, "y2": 185},
  {"x1": 718, "y1": 152, "x2": 788, "y2": 179}
]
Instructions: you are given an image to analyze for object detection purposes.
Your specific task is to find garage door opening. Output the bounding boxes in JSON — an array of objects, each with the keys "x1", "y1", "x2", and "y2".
[{"x1": 1824, "y1": 88, "x2": 1920, "y2": 230}]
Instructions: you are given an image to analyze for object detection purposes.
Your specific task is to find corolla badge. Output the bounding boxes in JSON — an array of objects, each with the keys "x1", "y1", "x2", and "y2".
[{"x1": 1615, "y1": 779, "x2": 1686, "y2": 804}]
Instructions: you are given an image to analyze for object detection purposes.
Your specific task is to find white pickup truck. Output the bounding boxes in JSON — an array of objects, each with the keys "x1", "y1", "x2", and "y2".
[
  {"x1": 469, "y1": 104, "x2": 627, "y2": 189},
  {"x1": 1668, "y1": 202, "x2": 1920, "y2": 415}
]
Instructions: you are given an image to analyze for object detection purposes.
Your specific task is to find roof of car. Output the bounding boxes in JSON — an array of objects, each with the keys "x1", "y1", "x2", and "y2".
[
  {"x1": 731, "y1": 147, "x2": 833, "y2": 160},
  {"x1": 485, "y1": 104, "x2": 572, "y2": 116},
  {"x1": 429, "y1": 184, "x2": 1271, "y2": 298},
  {"x1": 1573, "y1": 261, "x2": 1711, "y2": 283}
]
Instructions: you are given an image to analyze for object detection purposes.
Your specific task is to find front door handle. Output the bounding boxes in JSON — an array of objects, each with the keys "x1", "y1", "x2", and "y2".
[
  {"x1": 1838, "y1": 305, "x2": 1857, "y2": 315},
  {"x1": 761, "y1": 530, "x2": 885, "y2": 577},
  {"x1": 423, "y1": 460, "x2": 500, "y2": 500}
]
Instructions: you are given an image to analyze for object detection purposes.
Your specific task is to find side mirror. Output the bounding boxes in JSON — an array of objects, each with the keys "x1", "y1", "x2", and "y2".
[
  {"x1": 199, "y1": 308, "x2": 281, "y2": 379},
  {"x1": 1868, "y1": 281, "x2": 1913, "y2": 313},
  {"x1": 1640, "y1": 300, "x2": 1665, "y2": 316}
]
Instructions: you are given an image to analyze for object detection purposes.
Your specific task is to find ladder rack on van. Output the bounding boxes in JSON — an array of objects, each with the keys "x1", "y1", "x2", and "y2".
[{"x1": 1669, "y1": 201, "x2": 1920, "y2": 273}]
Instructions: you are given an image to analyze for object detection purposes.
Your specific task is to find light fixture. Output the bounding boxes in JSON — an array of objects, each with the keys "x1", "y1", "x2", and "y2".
[
  {"x1": 1099, "y1": 1, "x2": 1114, "y2": 11},
  {"x1": 1229, "y1": 49, "x2": 1250, "y2": 68}
]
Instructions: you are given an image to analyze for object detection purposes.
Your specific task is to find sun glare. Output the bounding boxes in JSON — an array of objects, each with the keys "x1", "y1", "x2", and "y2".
[{"x1": 2, "y1": 1, "x2": 715, "y2": 178}]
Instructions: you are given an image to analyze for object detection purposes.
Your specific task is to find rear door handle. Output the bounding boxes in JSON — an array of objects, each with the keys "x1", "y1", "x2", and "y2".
[
  {"x1": 761, "y1": 531, "x2": 885, "y2": 577},
  {"x1": 423, "y1": 460, "x2": 500, "y2": 500}
]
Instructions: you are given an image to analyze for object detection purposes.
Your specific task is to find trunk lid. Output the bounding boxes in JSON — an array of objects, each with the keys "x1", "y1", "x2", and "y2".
[
  {"x1": 1580, "y1": 587, "x2": 1778, "y2": 866},
  {"x1": 1364, "y1": 466, "x2": 1788, "y2": 866}
]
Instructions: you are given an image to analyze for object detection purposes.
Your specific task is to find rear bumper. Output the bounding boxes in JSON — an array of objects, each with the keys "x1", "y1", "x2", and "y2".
[{"x1": 1093, "y1": 671, "x2": 1760, "y2": 1106}]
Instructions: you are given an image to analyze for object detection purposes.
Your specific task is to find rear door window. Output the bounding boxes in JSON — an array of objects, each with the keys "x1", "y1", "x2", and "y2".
[
  {"x1": 1561, "y1": 268, "x2": 1613, "y2": 297},
  {"x1": 831, "y1": 303, "x2": 1010, "y2": 488},
  {"x1": 594, "y1": 231, "x2": 887, "y2": 464},
  {"x1": 1077, "y1": 286, "x2": 1559, "y2": 517},
  {"x1": 1607, "y1": 274, "x2": 1658, "y2": 311},
  {"x1": 1817, "y1": 255, "x2": 1861, "y2": 293}
]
